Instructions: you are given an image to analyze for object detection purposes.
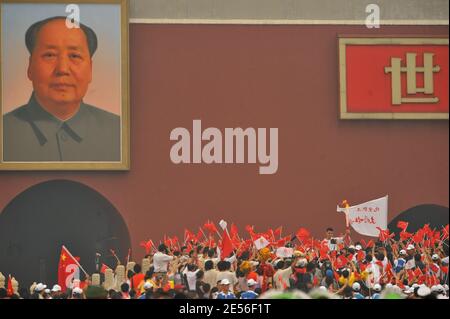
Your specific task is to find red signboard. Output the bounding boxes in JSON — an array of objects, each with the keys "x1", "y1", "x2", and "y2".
[{"x1": 339, "y1": 38, "x2": 449, "y2": 119}]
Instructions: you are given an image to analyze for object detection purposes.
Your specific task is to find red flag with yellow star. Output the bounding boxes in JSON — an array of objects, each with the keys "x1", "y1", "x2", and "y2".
[{"x1": 58, "y1": 246, "x2": 80, "y2": 292}]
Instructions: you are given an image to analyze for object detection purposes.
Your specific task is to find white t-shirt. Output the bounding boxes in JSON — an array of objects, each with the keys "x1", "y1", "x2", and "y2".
[
  {"x1": 183, "y1": 268, "x2": 200, "y2": 291},
  {"x1": 273, "y1": 267, "x2": 293, "y2": 289},
  {"x1": 153, "y1": 252, "x2": 174, "y2": 273}
]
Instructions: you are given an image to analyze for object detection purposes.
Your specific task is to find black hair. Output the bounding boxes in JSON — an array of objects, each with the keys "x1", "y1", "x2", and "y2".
[
  {"x1": 187, "y1": 263, "x2": 197, "y2": 272},
  {"x1": 111, "y1": 291, "x2": 122, "y2": 299},
  {"x1": 204, "y1": 260, "x2": 214, "y2": 271},
  {"x1": 0, "y1": 288, "x2": 7, "y2": 299},
  {"x1": 196, "y1": 270, "x2": 204, "y2": 280},
  {"x1": 326, "y1": 228, "x2": 334, "y2": 232},
  {"x1": 120, "y1": 283, "x2": 130, "y2": 293},
  {"x1": 158, "y1": 244, "x2": 168, "y2": 253},
  {"x1": 217, "y1": 261, "x2": 228, "y2": 272},
  {"x1": 207, "y1": 249, "x2": 216, "y2": 258},
  {"x1": 343, "y1": 286, "x2": 353, "y2": 298},
  {"x1": 127, "y1": 269, "x2": 134, "y2": 279},
  {"x1": 134, "y1": 264, "x2": 142, "y2": 273},
  {"x1": 342, "y1": 269, "x2": 350, "y2": 278},
  {"x1": 276, "y1": 260, "x2": 285, "y2": 270},
  {"x1": 25, "y1": 16, "x2": 98, "y2": 57},
  {"x1": 306, "y1": 262, "x2": 316, "y2": 272},
  {"x1": 240, "y1": 251, "x2": 250, "y2": 261}
]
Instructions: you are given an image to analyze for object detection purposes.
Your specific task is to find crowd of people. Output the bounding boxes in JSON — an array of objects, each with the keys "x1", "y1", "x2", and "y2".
[{"x1": 1, "y1": 222, "x2": 449, "y2": 300}]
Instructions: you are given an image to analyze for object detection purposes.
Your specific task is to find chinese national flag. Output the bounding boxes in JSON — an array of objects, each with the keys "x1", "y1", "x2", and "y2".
[
  {"x1": 365, "y1": 240, "x2": 375, "y2": 248},
  {"x1": 397, "y1": 221, "x2": 409, "y2": 232},
  {"x1": 296, "y1": 228, "x2": 311, "y2": 242},
  {"x1": 430, "y1": 263, "x2": 440, "y2": 274},
  {"x1": 230, "y1": 224, "x2": 239, "y2": 239},
  {"x1": 414, "y1": 267, "x2": 423, "y2": 277},
  {"x1": 273, "y1": 226, "x2": 283, "y2": 238},
  {"x1": 407, "y1": 270, "x2": 415, "y2": 282},
  {"x1": 335, "y1": 255, "x2": 348, "y2": 269},
  {"x1": 58, "y1": 246, "x2": 80, "y2": 292},
  {"x1": 356, "y1": 250, "x2": 365, "y2": 262},
  {"x1": 400, "y1": 231, "x2": 413, "y2": 241},
  {"x1": 7, "y1": 275, "x2": 14, "y2": 297},
  {"x1": 220, "y1": 230, "x2": 233, "y2": 260}
]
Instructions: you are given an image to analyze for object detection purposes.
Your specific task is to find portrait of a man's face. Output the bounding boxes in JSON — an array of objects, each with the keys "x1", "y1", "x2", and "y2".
[
  {"x1": 27, "y1": 18, "x2": 94, "y2": 120},
  {"x1": 0, "y1": 0, "x2": 129, "y2": 170}
]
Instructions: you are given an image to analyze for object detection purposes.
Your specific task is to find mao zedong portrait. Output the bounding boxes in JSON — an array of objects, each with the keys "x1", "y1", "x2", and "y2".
[{"x1": 3, "y1": 17, "x2": 120, "y2": 162}]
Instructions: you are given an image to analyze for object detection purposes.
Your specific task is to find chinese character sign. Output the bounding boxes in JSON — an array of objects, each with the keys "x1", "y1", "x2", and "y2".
[
  {"x1": 337, "y1": 196, "x2": 388, "y2": 237},
  {"x1": 339, "y1": 38, "x2": 448, "y2": 119}
]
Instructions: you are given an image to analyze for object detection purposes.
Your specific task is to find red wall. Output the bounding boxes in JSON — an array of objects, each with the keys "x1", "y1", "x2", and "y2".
[{"x1": 0, "y1": 24, "x2": 448, "y2": 259}]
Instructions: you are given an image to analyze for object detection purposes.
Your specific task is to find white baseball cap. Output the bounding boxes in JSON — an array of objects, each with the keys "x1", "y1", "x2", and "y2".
[
  {"x1": 72, "y1": 287, "x2": 83, "y2": 295},
  {"x1": 404, "y1": 288, "x2": 414, "y2": 294},
  {"x1": 220, "y1": 279, "x2": 230, "y2": 285},
  {"x1": 417, "y1": 286, "x2": 431, "y2": 297},
  {"x1": 51, "y1": 285, "x2": 62, "y2": 292},
  {"x1": 348, "y1": 245, "x2": 356, "y2": 250},
  {"x1": 399, "y1": 250, "x2": 407, "y2": 255},
  {"x1": 352, "y1": 282, "x2": 361, "y2": 291},
  {"x1": 373, "y1": 284, "x2": 381, "y2": 292},
  {"x1": 247, "y1": 279, "x2": 257, "y2": 287},
  {"x1": 407, "y1": 244, "x2": 415, "y2": 250},
  {"x1": 143, "y1": 282, "x2": 154, "y2": 289},
  {"x1": 44, "y1": 289, "x2": 51, "y2": 294},
  {"x1": 355, "y1": 245, "x2": 362, "y2": 251},
  {"x1": 35, "y1": 283, "x2": 47, "y2": 292},
  {"x1": 431, "y1": 254, "x2": 440, "y2": 261}
]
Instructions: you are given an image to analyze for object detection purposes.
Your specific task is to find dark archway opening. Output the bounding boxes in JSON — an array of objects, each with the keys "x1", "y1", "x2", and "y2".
[
  {"x1": 0, "y1": 179, "x2": 131, "y2": 287},
  {"x1": 388, "y1": 204, "x2": 449, "y2": 254}
]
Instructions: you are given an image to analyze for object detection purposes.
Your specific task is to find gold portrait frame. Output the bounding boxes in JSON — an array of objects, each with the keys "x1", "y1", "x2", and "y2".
[
  {"x1": 338, "y1": 36, "x2": 449, "y2": 120},
  {"x1": 0, "y1": 0, "x2": 130, "y2": 170}
]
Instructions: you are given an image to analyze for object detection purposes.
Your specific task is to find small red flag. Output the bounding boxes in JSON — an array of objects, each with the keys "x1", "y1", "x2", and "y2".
[
  {"x1": 430, "y1": 263, "x2": 440, "y2": 273},
  {"x1": 230, "y1": 224, "x2": 239, "y2": 238},
  {"x1": 366, "y1": 240, "x2": 375, "y2": 248},
  {"x1": 397, "y1": 221, "x2": 409, "y2": 232},
  {"x1": 414, "y1": 267, "x2": 423, "y2": 277},
  {"x1": 203, "y1": 221, "x2": 218, "y2": 234},
  {"x1": 356, "y1": 250, "x2": 365, "y2": 262},
  {"x1": 296, "y1": 228, "x2": 311, "y2": 241},
  {"x1": 7, "y1": 275, "x2": 14, "y2": 297},
  {"x1": 400, "y1": 231, "x2": 413, "y2": 241},
  {"x1": 273, "y1": 226, "x2": 283, "y2": 238},
  {"x1": 220, "y1": 229, "x2": 233, "y2": 260}
]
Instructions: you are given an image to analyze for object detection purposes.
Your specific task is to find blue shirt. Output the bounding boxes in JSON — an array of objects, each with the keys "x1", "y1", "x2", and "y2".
[
  {"x1": 394, "y1": 258, "x2": 406, "y2": 273},
  {"x1": 240, "y1": 290, "x2": 259, "y2": 299},
  {"x1": 353, "y1": 292, "x2": 365, "y2": 299},
  {"x1": 217, "y1": 292, "x2": 236, "y2": 299}
]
